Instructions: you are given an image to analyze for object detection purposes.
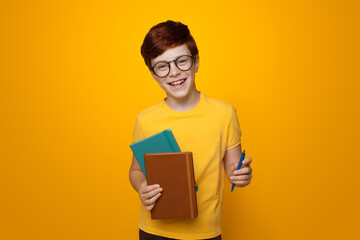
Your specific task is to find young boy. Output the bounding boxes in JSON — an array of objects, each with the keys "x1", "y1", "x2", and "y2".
[{"x1": 129, "y1": 20, "x2": 252, "y2": 240}]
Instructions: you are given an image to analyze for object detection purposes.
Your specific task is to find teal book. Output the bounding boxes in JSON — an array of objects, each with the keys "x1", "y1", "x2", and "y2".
[
  {"x1": 130, "y1": 129, "x2": 198, "y2": 192},
  {"x1": 130, "y1": 129, "x2": 181, "y2": 178}
]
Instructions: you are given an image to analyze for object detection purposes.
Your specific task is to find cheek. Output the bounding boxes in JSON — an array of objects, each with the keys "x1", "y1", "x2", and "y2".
[
  {"x1": 160, "y1": 82, "x2": 167, "y2": 89},
  {"x1": 155, "y1": 79, "x2": 168, "y2": 89},
  {"x1": 186, "y1": 70, "x2": 196, "y2": 80}
]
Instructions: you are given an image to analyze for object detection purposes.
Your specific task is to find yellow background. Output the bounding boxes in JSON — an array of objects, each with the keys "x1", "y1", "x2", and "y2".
[{"x1": 1, "y1": 0, "x2": 359, "y2": 239}]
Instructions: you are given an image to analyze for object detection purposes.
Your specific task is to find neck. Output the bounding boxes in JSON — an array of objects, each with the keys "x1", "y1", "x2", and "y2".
[{"x1": 165, "y1": 88, "x2": 201, "y2": 112}]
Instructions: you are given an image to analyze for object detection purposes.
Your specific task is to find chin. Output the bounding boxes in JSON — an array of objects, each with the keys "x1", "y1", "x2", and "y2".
[
  {"x1": 167, "y1": 84, "x2": 194, "y2": 100},
  {"x1": 167, "y1": 90, "x2": 190, "y2": 99}
]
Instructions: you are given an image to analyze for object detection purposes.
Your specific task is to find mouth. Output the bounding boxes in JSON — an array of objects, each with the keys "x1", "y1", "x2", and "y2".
[{"x1": 168, "y1": 78, "x2": 187, "y2": 88}]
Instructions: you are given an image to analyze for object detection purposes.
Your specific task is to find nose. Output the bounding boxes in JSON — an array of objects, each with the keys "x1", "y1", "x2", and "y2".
[{"x1": 168, "y1": 61, "x2": 181, "y2": 77}]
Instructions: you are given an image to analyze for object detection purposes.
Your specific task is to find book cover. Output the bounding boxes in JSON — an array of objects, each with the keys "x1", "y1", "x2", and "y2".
[{"x1": 144, "y1": 152, "x2": 198, "y2": 219}]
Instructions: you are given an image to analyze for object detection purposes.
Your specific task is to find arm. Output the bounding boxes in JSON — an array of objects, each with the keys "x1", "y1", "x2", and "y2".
[
  {"x1": 223, "y1": 144, "x2": 252, "y2": 187},
  {"x1": 129, "y1": 155, "x2": 163, "y2": 210}
]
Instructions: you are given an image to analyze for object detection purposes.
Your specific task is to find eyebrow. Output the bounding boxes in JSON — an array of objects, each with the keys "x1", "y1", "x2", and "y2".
[{"x1": 153, "y1": 54, "x2": 187, "y2": 65}]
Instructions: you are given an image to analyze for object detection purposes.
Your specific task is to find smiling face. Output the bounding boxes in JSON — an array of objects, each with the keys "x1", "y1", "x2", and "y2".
[{"x1": 150, "y1": 44, "x2": 199, "y2": 101}]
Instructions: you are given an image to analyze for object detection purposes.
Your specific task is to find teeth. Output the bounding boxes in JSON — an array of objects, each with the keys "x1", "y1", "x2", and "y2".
[{"x1": 169, "y1": 80, "x2": 185, "y2": 86}]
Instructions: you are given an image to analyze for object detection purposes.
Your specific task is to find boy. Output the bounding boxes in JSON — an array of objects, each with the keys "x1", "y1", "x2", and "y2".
[{"x1": 129, "y1": 20, "x2": 252, "y2": 240}]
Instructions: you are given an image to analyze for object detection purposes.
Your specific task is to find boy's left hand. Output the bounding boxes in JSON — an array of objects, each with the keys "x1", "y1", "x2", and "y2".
[{"x1": 230, "y1": 157, "x2": 252, "y2": 187}]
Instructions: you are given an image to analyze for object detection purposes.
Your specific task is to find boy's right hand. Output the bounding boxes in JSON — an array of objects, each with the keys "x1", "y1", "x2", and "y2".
[{"x1": 138, "y1": 182, "x2": 163, "y2": 211}]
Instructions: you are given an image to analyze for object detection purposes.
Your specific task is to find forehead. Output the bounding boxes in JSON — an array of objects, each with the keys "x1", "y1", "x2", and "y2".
[{"x1": 151, "y1": 44, "x2": 191, "y2": 65}]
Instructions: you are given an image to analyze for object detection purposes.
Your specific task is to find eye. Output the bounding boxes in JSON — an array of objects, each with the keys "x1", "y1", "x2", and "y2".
[
  {"x1": 156, "y1": 63, "x2": 168, "y2": 71},
  {"x1": 177, "y1": 57, "x2": 188, "y2": 65}
]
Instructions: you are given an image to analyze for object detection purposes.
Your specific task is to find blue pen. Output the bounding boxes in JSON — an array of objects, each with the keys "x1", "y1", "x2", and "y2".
[{"x1": 231, "y1": 150, "x2": 246, "y2": 192}]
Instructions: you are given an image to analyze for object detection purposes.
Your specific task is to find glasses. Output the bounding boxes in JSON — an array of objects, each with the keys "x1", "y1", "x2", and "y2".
[{"x1": 151, "y1": 55, "x2": 194, "y2": 77}]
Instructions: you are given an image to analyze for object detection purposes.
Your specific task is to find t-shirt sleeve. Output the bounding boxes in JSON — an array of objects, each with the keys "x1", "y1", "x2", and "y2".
[
  {"x1": 132, "y1": 116, "x2": 145, "y2": 144},
  {"x1": 226, "y1": 106, "x2": 242, "y2": 150}
]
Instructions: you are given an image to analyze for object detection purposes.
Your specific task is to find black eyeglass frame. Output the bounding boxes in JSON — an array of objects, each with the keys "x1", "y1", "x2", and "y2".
[{"x1": 150, "y1": 55, "x2": 195, "y2": 78}]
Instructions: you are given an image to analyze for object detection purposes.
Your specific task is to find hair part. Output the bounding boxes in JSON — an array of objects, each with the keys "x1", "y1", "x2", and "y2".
[{"x1": 141, "y1": 20, "x2": 199, "y2": 68}]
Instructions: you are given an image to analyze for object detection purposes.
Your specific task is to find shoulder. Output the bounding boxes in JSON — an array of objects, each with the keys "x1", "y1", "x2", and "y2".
[
  {"x1": 204, "y1": 94, "x2": 235, "y2": 115},
  {"x1": 136, "y1": 101, "x2": 164, "y2": 121}
]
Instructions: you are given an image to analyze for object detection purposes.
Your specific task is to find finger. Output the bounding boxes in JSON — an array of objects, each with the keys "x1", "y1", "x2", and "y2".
[
  {"x1": 234, "y1": 179, "x2": 251, "y2": 187},
  {"x1": 241, "y1": 157, "x2": 252, "y2": 166},
  {"x1": 236, "y1": 181, "x2": 250, "y2": 187},
  {"x1": 140, "y1": 184, "x2": 161, "y2": 195},
  {"x1": 144, "y1": 192, "x2": 162, "y2": 207},
  {"x1": 230, "y1": 174, "x2": 251, "y2": 181},
  {"x1": 142, "y1": 187, "x2": 163, "y2": 200},
  {"x1": 234, "y1": 166, "x2": 252, "y2": 175},
  {"x1": 146, "y1": 203, "x2": 155, "y2": 211},
  {"x1": 145, "y1": 184, "x2": 160, "y2": 192}
]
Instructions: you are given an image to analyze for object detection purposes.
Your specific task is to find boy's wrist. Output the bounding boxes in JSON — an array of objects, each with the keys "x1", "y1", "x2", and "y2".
[{"x1": 137, "y1": 180, "x2": 147, "y2": 192}]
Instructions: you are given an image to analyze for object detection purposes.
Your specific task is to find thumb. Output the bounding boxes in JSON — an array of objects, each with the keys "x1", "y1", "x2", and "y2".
[{"x1": 241, "y1": 157, "x2": 252, "y2": 166}]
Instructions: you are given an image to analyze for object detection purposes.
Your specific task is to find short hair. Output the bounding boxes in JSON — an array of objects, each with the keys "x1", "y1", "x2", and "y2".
[{"x1": 141, "y1": 20, "x2": 199, "y2": 68}]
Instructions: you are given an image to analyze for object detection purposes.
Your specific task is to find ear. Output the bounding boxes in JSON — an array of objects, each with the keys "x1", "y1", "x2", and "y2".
[
  {"x1": 150, "y1": 68, "x2": 162, "y2": 85},
  {"x1": 194, "y1": 55, "x2": 200, "y2": 73},
  {"x1": 150, "y1": 69, "x2": 157, "y2": 80}
]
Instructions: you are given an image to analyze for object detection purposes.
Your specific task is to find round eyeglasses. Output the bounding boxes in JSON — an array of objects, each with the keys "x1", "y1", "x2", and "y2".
[{"x1": 151, "y1": 55, "x2": 195, "y2": 78}]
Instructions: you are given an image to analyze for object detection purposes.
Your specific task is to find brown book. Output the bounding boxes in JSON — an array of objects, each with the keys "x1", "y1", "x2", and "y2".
[{"x1": 144, "y1": 152, "x2": 198, "y2": 219}]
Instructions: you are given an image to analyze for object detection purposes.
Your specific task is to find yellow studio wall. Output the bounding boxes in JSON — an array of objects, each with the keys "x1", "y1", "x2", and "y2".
[{"x1": 1, "y1": 0, "x2": 359, "y2": 239}]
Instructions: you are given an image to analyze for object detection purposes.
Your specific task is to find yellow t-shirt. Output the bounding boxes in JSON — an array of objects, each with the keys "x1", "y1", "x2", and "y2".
[{"x1": 132, "y1": 92, "x2": 241, "y2": 240}]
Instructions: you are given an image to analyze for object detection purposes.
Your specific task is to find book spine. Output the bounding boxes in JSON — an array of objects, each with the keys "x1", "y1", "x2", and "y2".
[{"x1": 186, "y1": 153, "x2": 197, "y2": 218}]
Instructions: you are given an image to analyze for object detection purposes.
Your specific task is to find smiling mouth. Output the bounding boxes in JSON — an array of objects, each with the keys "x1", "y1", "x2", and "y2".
[{"x1": 168, "y1": 79, "x2": 186, "y2": 86}]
